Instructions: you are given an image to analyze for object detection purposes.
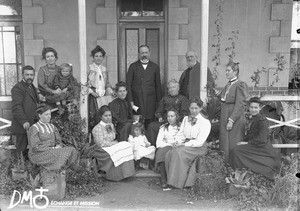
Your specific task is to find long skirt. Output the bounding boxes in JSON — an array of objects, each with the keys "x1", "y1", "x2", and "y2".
[
  {"x1": 154, "y1": 146, "x2": 172, "y2": 170},
  {"x1": 29, "y1": 146, "x2": 78, "y2": 171},
  {"x1": 229, "y1": 143, "x2": 281, "y2": 180},
  {"x1": 90, "y1": 146, "x2": 135, "y2": 181},
  {"x1": 116, "y1": 121, "x2": 133, "y2": 142},
  {"x1": 165, "y1": 145, "x2": 207, "y2": 189},
  {"x1": 219, "y1": 103, "x2": 245, "y2": 162},
  {"x1": 145, "y1": 121, "x2": 164, "y2": 147}
]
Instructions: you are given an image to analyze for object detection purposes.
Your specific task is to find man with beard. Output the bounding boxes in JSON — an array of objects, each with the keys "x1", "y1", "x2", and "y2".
[
  {"x1": 179, "y1": 51, "x2": 215, "y2": 99},
  {"x1": 126, "y1": 45, "x2": 162, "y2": 129},
  {"x1": 11, "y1": 65, "x2": 40, "y2": 159}
]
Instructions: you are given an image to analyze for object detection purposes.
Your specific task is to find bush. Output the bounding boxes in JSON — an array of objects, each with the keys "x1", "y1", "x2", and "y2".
[
  {"x1": 192, "y1": 149, "x2": 228, "y2": 199},
  {"x1": 270, "y1": 153, "x2": 299, "y2": 210},
  {"x1": 51, "y1": 102, "x2": 89, "y2": 154}
]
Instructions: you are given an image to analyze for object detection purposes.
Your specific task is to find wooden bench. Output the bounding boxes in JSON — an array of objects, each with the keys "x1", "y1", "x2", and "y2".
[{"x1": 261, "y1": 95, "x2": 300, "y2": 150}]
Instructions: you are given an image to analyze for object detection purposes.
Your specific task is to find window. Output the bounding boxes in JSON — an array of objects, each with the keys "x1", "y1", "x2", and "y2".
[
  {"x1": 120, "y1": 0, "x2": 164, "y2": 17},
  {"x1": 288, "y1": 0, "x2": 300, "y2": 89},
  {"x1": 0, "y1": 0, "x2": 22, "y2": 96}
]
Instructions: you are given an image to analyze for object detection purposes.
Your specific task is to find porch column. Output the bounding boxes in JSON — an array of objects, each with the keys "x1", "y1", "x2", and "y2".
[
  {"x1": 78, "y1": 0, "x2": 88, "y2": 129},
  {"x1": 200, "y1": 0, "x2": 209, "y2": 102}
]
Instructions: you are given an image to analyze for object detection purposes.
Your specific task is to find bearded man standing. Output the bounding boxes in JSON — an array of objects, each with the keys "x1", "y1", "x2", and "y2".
[
  {"x1": 11, "y1": 65, "x2": 40, "y2": 159},
  {"x1": 126, "y1": 45, "x2": 162, "y2": 129},
  {"x1": 179, "y1": 51, "x2": 215, "y2": 99}
]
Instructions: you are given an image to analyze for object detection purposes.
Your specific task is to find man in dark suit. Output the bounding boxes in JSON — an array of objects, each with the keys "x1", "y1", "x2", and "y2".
[
  {"x1": 179, "y1": 51, "x2": 215, "y2": 99},
  {"x1": 11, "y1": 65, "x2": 40, "y2": 159},
  {"x1": 126, "y1": 45, "x2": 162, "y2": 129}
]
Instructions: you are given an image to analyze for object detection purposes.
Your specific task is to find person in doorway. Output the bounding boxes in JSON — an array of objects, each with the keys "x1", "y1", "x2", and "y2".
[
  {"x1": 11, "y1": 65, "x2": 40, "y2": 160},
  {"x1": 126, "y1": 45, "x2": 162, "y2": 129},
  {"x1": 179, "y1": 51, "x2": 215, "y2": 99}
]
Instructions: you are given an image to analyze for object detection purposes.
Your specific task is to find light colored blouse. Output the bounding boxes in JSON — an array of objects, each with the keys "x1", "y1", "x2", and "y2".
[
  {"x1": 175, "y1": 113, "x2": 211, "y2": 147},
  {"x1": 88, "y1": 63, "x2": 111, "y2": 97},
  {"x1": 156, "y1": 124, "x2": 180, "y2": 148},
  {"x1": 92, "y1": 121, "x2": 116, "y2": 147}
]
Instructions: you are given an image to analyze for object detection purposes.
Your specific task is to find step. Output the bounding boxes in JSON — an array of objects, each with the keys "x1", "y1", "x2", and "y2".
[{"x1": 134, "y1": 169, "x2": 160, "y2": 178}]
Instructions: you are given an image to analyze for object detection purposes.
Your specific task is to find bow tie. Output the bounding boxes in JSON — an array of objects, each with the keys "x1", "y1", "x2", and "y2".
[
  {"x1": 188, "y1": 116, "x2": 197, "y2": 126},
  {"x1": 105, "y1": 125, "x2": 112, "y2": 133}
]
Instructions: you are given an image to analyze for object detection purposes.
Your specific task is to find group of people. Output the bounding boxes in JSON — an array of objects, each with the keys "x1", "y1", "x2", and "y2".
[{"x1": 11, "y1": 43, "x2": 281, "y2": 191}]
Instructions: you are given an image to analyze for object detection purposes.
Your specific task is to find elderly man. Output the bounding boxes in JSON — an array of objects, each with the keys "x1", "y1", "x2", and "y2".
[
  {"x1": 126, "y1": 45, "x2": 162, "y2": 129},
  {"x1": 11, "y1": 65, "x2": 40, "y2": 159},
  {"x1": 179, "y1": 51, "x2": 215, "y2": 99},
  {"x1": 146, "y1": 79, "x2": 189, "y2": 146}
]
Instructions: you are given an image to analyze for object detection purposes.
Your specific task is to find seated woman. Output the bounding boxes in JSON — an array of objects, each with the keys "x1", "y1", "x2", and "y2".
[
  {"x1": 108, "y1": 81, "x2": 133, "y2": 142},
  {"x1": 28, "y1": 104, "x2": 79, "y2": 171},
  {"x1": 164, "y1": 97, "x2": 211, "y2": 189},
  {"x1": 146, "y1": 79, "x2": 189, "y2": 146},
  {"x1": 229, "y1": 97, "x2": 281, "y2": 180},
  {"x1": 86, "y1": 105, "x2": 135, "y2": 181},
  {"x1": 155, "y1": 109, "x2": 180, "y2": 188}
]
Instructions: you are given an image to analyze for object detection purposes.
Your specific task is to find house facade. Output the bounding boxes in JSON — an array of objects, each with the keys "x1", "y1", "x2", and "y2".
[{"x1": 0, "y1": 0, "x2": 298, "y2": 133}]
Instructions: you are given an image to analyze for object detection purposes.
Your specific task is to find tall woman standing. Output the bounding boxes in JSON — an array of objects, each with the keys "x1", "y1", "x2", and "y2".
[
  {"x1": 219, "y1": 61, "x2": 248, "y2": 162},
  {"x1": 88, "y1": 45, "x2": 115, "y2": 130}
]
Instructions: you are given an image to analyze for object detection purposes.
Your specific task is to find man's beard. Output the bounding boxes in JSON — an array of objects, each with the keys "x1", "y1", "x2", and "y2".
[{"x1": 26, "y1": 79, "x2": 33, "y2": 84}]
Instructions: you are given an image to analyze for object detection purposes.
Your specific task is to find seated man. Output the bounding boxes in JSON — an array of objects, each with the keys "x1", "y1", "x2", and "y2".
[{"x1": 146, "y1": 79, "x2": 189, "y2": 146}]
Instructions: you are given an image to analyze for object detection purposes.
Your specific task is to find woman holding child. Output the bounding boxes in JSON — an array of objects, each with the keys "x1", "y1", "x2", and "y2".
[
  {"x1": 84, "y1": 105, "x2": 135, "y2": 181},
  {"x1": 157, "y1": 97, "x2": 211, "y2": 189}
]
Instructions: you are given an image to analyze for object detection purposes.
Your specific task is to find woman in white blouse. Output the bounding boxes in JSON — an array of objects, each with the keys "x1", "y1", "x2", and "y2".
[
  {"x1": 164, "y1": 97, "x2": 211, "y2": 189},
  {"x1": 88, "y1": 45, "x2": 115, "y2": 130},
  {"x1": 155, "y1": 109, "x2": 181, "y2": 188}
]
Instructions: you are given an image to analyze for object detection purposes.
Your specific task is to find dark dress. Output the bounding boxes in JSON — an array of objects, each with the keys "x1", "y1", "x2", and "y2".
[
  {"x1": 108, "y1": 98, "x2": 133, "y2": 142},
  {"x1": 229, "y1": 113, "x2": 281, "y2": 180}
]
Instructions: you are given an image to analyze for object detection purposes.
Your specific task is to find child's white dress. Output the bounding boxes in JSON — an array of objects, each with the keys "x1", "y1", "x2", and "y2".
[{"x1": 128, "y1": 135, "x2": 156, "y2": 160}]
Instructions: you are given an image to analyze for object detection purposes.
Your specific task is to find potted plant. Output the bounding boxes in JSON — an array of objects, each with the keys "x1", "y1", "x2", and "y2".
[
  {"x1": 225, "y1": 168, "x2": 250, "y2": 196},
  {"x1": 11, "y1": 153, "x2": 28, "y2": 180}
]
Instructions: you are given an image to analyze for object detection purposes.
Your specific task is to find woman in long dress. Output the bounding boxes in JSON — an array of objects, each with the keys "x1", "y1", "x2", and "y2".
[
  {"x1": 164, "y1": 97, "x2": 211, "y2": 189},
  {"x1": 85, "y1": 105, "x2": 135, "y2": 181},
  {"x1": 108, "y1": 81, "x2": 133, "y2": 142},
  {"x1": 88, "y1": 45, "x2": 115, "y2": 130},
  {"x1": 28, "y1": 104, "x2": 79, "y2": 171},
  {"x1": 219, "y1": 61, "x2": 248, "y2": 162},
  {"x1": 229, "y1": 97, "x2": 281, "y2": 180},
  {"x1": 155, "y1": 109, "x2": 180, "y2": 188}
]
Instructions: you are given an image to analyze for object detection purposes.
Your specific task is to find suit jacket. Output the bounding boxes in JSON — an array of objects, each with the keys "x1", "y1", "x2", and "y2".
[
  {"x1": 126, "y1": 60, "x2": 162, "y2": 119},
  {"x1": 179, "y1": 62, "x2": 215, "y2": 99},
  {"x1": 11, "y1": 80, "x2": 40, "y2": 134},
  {"x1": 220, "y1": 80, "x2": 248, "y2": 122}
]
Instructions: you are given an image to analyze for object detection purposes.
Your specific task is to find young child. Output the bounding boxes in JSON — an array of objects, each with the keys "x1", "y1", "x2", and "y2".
[
  {"x1": 53, "y1": 63, "x2": 79, "y2": 113},
  {"x1": 128, "y1": 122, "x2": 156, "y2": 169}
]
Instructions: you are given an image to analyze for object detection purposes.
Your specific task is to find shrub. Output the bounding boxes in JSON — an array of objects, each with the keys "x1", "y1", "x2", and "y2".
[
  {"x1": 192, "y1": 149, "x2": 228, "y2": 199},
  {"x1": 270, "y1": 153, "x2": 299, "y2": 210},
  {"x1": 51, "y1": 102, "x2": 89, "y2": 154}
]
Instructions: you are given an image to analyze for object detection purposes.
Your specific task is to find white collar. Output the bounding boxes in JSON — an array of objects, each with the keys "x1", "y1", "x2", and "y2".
[
  {"x1": 230, "y1": 77, "x2": 238, "y2": 82},
  {"x1": 100, "y1": 121, "x2": 108, "y2": 127}
]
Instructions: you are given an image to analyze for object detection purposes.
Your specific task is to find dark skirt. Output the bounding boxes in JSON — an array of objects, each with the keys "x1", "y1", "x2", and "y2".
[
  {"x1": 154, "y1": 146, "x2": 172, "y2": 170},
  {"x1": 146, "y1": 121, "x2": 164, "y2": 147},
  {"x1": 116, "y1": 121, "x2": 133, "y2": 142},
  {"x1": 90, "y1": 145, "x2": 135, "y2": 181},
  {"x1": 229, "y1": 142, "x2": 281, "y2": 180}
]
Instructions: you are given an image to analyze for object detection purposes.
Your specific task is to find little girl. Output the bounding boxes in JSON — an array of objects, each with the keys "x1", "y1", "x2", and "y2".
[
  {"x1": 155, "y1": 109, "x2": 180, "y2": 188},
  {"x1": 128, "y1": 123, "x2": 156, "y2": 169},
  {"x1": 53, "y1": 63, "x2": 79, "y2": 108}
]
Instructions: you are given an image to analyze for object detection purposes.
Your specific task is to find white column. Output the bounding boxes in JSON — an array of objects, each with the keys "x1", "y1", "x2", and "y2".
[
  {"x1": 200, "y1": 0, "x2": 209, "y2": 102},
  {"x1": 78, "y1": 0, "x2": 88, "y2": 130}
]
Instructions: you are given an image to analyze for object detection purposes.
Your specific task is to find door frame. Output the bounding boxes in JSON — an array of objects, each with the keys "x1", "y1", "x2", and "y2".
[{"x1": 118, "y1": 22, "x2": 165, "y2": 86}]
